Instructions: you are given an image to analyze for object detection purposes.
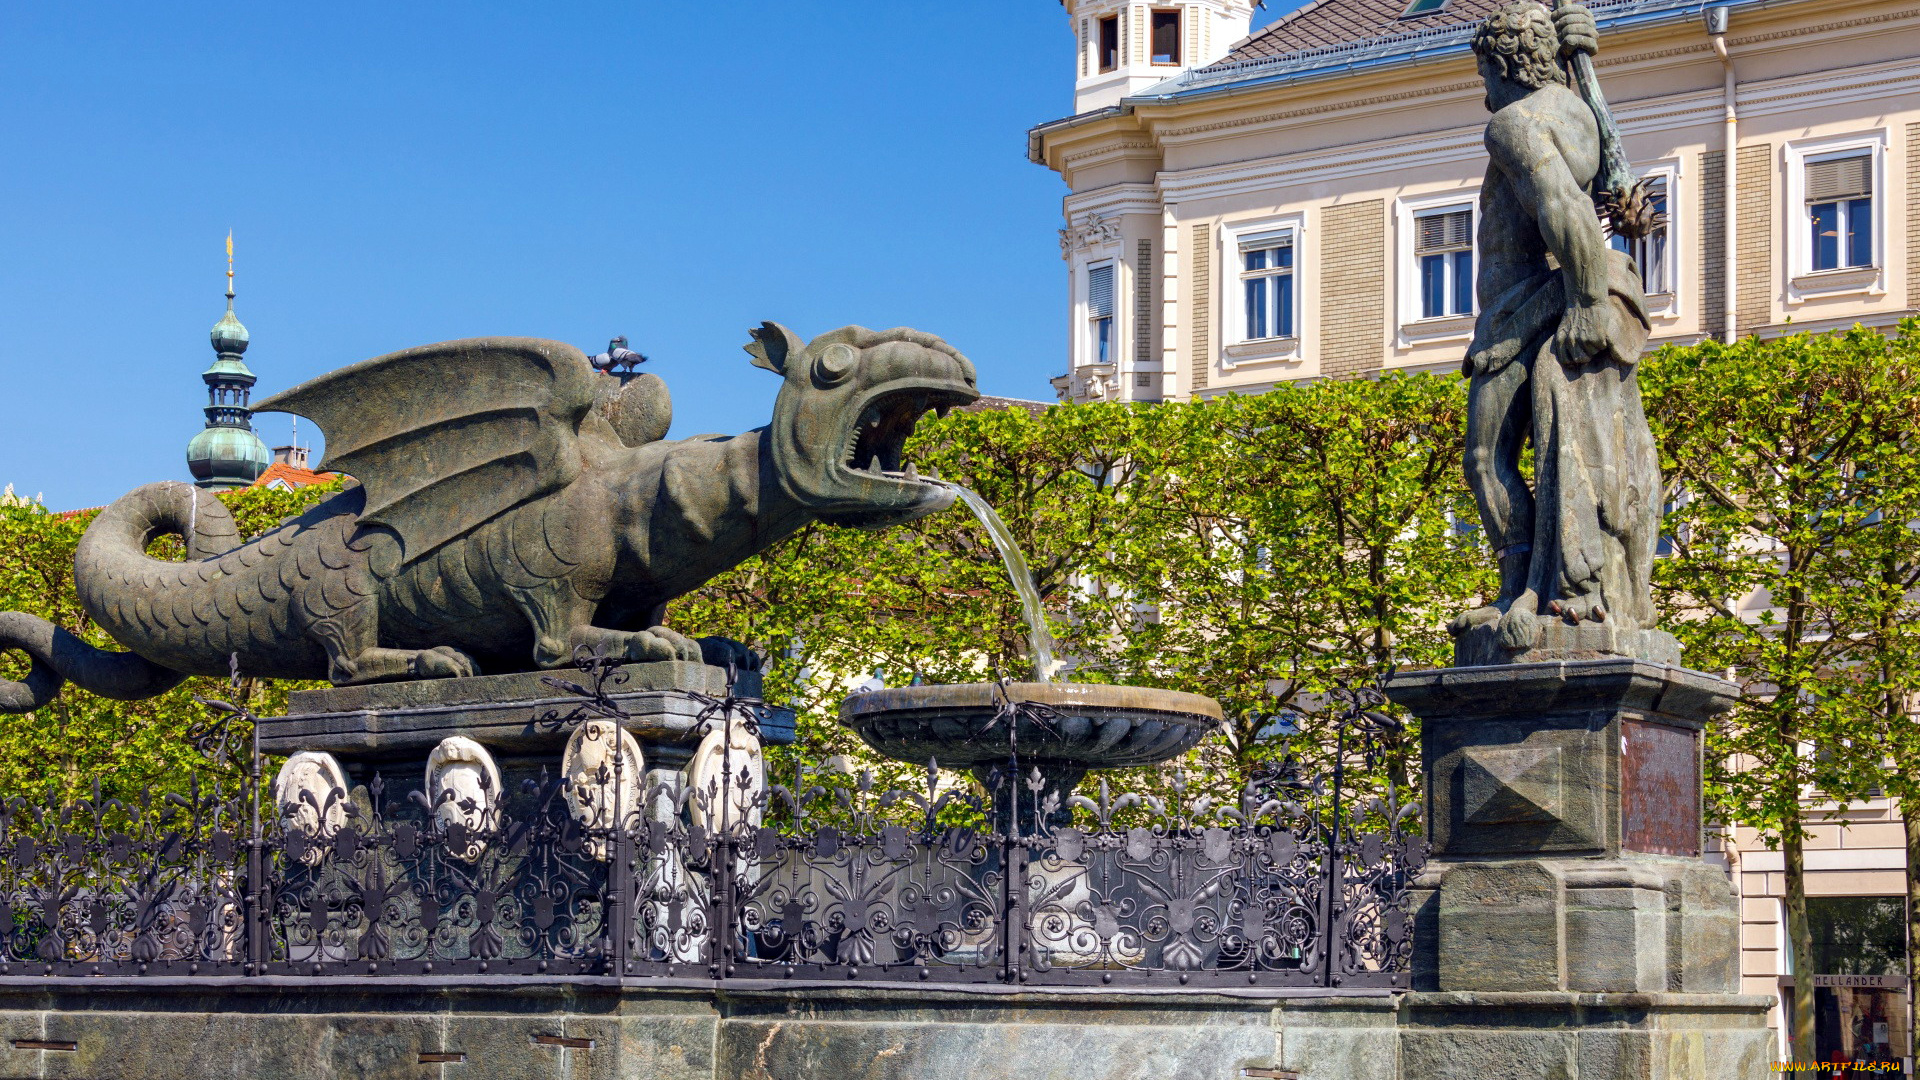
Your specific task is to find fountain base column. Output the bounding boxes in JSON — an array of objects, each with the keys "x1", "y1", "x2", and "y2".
[{"x1": 972, "y1": 763, "x2": 1084, "y2": 836}]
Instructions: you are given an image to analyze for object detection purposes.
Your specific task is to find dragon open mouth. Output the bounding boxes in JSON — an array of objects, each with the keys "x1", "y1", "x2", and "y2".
[{"x1": 841, "y1": 387, "x2": 968, "y2": 483}]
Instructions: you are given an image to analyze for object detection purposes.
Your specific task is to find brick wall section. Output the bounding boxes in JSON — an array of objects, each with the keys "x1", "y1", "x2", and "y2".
[
  {"x1": 1735, "y1": 143, "x2": 1773, "y2": 335},
  {"x1": 1320, "y1": 200, "x2": 1387, "y2": 379},
  {"x1": 1135, "y1": 239, "x2": 1154, "y2": 366},
  {"x1": 1909, "y1": 123, "x2": 1920, "y2": 309},
  {"x1": 1189, "y1": 224, "x2": 1211, "y2": 391},
  {"x1": 1700, "y1": 150, "x2": 1727, "y2": 340}
]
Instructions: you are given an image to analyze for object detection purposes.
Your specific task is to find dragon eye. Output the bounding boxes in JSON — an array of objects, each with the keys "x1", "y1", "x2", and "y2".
[{"x1": 812, "y1": 343, "x2": 857, "y2": 386}]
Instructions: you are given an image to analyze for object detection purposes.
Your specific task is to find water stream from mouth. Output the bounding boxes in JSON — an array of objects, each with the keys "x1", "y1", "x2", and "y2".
[{"x1": 935, "y1": 482, "x2": 1059, "y2": 683}]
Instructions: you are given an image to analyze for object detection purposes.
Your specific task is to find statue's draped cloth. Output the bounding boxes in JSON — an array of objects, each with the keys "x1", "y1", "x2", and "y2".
[{"x1": 1464, "y1": 248, "x2": 1658, "y2": 629}]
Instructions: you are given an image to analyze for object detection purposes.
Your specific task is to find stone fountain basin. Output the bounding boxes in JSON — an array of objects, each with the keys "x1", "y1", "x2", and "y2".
[{"x1": 839, "y1": 682, "x2": 1224, "y2": 771}]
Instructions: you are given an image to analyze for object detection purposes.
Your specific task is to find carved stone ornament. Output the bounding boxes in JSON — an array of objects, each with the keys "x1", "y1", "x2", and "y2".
[
  {"x1": 0, "y1": 325, "x2": 979, "y2": 713},
  {"x1": 1058, "y1": 211, "x2": 1124, "y2": 257},
  {"x1": 426, "y1": 736, "x2": 502, "y2": 863},
  {"x1": 561, "y1": 720, "x2": 645, "y2": 861},
  {"x1": 272, "y1": 751, "x2": 349, "y2": 866},
  {"x1": 686, "y1": 720, "x2": 765, "y2": 833}
]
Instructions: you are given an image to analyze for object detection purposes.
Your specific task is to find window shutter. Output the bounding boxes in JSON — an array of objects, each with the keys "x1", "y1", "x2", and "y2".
[
  {"x1": 1805, "y1": 154, "x2": 1871, "y2": 202},
  {"x1": 1237, "y1": 230, "x2": 1294, "y2": 254},
  {"x1": 1417, "y1": 209, "x2": 1472, "y2": 253},
  {"x1": 1088, "y1": 264, "x2": 1116, "y2": 318}
]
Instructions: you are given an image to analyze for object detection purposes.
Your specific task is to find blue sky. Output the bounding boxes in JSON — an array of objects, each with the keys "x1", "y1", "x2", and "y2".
[{"x1": 0, "y1": 2, "x2": 1295, "y2": 509}]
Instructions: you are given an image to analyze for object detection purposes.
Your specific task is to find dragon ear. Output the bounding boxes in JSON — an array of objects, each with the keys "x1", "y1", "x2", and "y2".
[{"x1": 744, "y1": 322, "x2": 805, "y2": 375}]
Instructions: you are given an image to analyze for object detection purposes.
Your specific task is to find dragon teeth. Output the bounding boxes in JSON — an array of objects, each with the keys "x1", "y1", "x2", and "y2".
[{"x1": 904, "y1": 464, "x2": 919, "y2": 482}]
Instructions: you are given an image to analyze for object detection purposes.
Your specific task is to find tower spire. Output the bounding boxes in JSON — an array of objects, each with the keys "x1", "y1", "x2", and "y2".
[{"x1": 187, "y1": 232, "x2": 270, "y2": 489}]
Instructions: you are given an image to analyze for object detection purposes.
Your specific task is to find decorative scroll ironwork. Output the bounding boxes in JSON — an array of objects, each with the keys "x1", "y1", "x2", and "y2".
[{"x1": 0, "y1": 655, "x2": 1424, "y2": 987}]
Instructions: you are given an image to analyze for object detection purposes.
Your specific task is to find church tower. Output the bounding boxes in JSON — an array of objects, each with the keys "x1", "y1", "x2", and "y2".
[
  {"x1": 1062, "y1": 0, "x2": 1255, "y2": 113},
  {"x1": 185, "y1": 235, "x2": 271, "y2": 489}
]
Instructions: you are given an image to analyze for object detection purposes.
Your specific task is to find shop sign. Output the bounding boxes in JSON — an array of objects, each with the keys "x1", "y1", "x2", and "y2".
[{"x1": 1810, "y1": 974, "x2": 1909, "y2": 989}]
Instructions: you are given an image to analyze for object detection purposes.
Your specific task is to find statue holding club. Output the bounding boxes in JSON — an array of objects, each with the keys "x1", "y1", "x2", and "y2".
[{"x1": 1449, "y1": 0, "x2": 1679, "y2": 666}]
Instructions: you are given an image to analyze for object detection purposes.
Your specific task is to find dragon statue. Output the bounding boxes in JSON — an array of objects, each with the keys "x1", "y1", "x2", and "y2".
[{"x1": 0, "y1": 322, "x2": 978, "y2": 712}]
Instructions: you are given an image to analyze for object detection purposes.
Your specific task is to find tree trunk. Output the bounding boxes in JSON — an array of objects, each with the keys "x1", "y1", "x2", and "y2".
[
  {"x1": 1906, "y1": 801, "x2": 1920, "y2": 1077},
  {"x1": 1783, "y1": 829, "x2": 1817, "y2": 1064}
]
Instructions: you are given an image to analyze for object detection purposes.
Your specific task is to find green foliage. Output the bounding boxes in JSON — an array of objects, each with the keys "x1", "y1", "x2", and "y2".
[
  {"x1": 677, "y1": 376, "x2": 1490, "y2": 808},
  {"x1": 0, "y1": 480, "x2": 346, "y2": 803},
  {"x1": 1643, "y1": 320, "x2": 1920, "y2": 1061},
  {"x1": 1643, "y1": 321, "x2": 1920, "y2": 838}
]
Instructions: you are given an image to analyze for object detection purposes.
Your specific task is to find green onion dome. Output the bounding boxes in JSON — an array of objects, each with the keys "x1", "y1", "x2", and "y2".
[{"x1": 186, "y1": 425, "x2": 270, "y2": 489}]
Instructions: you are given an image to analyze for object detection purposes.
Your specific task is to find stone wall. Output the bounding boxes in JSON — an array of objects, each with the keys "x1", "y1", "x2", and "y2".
[{"x1": 0, "y1": 980, "x2": 1775, "y2": 1080}]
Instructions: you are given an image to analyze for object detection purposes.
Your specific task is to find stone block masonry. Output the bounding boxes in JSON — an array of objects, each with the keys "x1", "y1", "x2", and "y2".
[
  {"x1": 1735, "y1": 143, "x2": 1774, "y2": 335},
  {"x1": 1701, "y1": 149, "x2": 1727, "y2": 340},
  {"x1": 0, "y1": 981, "x2": 1776, "y2": 1080},
  {"x1": 1908, "y1": 122, "x2": 1919, "y2": 310},
  {"x1": 1190, "y1": 222, "x2": 1211, "y2": 391},
  {"x1": 1321, "y1": 200, "x2": 1386, "y2": 379}
]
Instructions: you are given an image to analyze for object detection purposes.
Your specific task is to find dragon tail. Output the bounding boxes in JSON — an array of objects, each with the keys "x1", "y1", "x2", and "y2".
[
  {"x1": 0, "y1": 481, "x2": 233, "y2": 713},
  {"x1": 0, "y1": 611, "x2": 186, "y2": 713}
]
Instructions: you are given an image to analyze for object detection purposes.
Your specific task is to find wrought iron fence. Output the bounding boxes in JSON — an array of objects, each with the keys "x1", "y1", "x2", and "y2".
[{"x1": 0, "y1": 659, "x2": 1424, "y2": 988}]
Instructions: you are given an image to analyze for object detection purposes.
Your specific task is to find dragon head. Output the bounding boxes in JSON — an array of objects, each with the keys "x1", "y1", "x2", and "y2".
[{"x1": 746, "y1": 322, "x2": 979, "y2": 528}]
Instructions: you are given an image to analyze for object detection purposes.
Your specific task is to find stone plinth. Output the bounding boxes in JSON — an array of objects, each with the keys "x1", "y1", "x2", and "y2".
[
  {"x1": 0, "y1": 979, "x2": 1776, "y2": 1080},
  {"x1": 1388, "y1": 659, "x2": 1731, "y2": 862},
  {"x1": 1384, "y1": 659, "x2": 1772, "y2": 1078},
  {"x1": 0, "y1": 979, "x2": 1367, "y2": 1080},
  {"x1": 256, "y1": 661, "x2": 792, "y2": 769}
]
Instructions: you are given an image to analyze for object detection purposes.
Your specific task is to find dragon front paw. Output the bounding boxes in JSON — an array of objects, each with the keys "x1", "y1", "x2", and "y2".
[
  {"x1": 602, "y1": 627, "x2": 706, "y2": 664},
  {"x1": 412, "y1": 646, "x2": 479, "y2": 679}
]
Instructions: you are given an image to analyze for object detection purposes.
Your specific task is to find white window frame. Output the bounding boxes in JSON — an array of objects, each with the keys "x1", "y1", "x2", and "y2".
[
  {"x1": 1221, "y1": 215, "x2": 1305, "y2": 368},
  {"x1": 1610, "y1": 160, "x2": 1681, "y2": 319},
  {"x1": 1783, "y1": 130, "x2": 1888, "y2": 302},
  {"x1": 1395, "y1": 190, "x2": 1481, "y2": 343},
  {"x1": 1078, "y1": 257, "x2": 1120, "y2": 372}
]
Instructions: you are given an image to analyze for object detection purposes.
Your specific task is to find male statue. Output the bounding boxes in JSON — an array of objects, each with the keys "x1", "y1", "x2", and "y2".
[{"x1": 1450, "y1": 2, "x2": 1670, "y2": 665}]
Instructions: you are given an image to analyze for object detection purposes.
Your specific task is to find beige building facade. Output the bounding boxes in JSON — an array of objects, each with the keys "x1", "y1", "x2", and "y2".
[
  {"x1": 1035, "y1": 0, "x2": 1919, "y2": 404},
  {"x1": 1032, "y1": 0, "x2": 1920, "y2": 1062}
]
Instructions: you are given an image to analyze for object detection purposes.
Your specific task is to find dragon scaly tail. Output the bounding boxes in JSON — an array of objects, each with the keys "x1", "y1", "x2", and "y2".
[
  {"x1": 0, "y1": 481, "x2": 229, "y2": 713},
  {"x1": 0, "y1": 611, "x2": 186, "y2": 713}
]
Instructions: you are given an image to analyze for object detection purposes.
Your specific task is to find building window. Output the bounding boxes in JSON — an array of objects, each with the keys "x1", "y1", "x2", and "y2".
[
  {"x1": 1610, "y1": 175, "x2": 1670, "y2": 294},
  {"x1": 1150, "y1": 10, "x2": 1181, "y2": 65},
  {"x1": 1806, "y1": 152, "x2": 1874, "y2": 272},
  {"x1": 1239, "y1": 232, "x2": 1295, "y2": 341},
  {"x1": 1402, "y1": 0, "x2": 1449, "y2": 15},
  {"x1": 1097, "y1": 15, "x2": 1119, "y2": 73},
  {"x1": 1415, "y1": 207, "x2": 1473, "y2": 318},
  {"x1": 1088, "y1": 262, "x2": 1115, "y2": 365}
]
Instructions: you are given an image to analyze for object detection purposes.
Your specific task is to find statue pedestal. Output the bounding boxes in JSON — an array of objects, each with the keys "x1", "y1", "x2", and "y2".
[
  {"x1": 1383, "y1": 659, "x2": 1774, "y2": 1078},
  {"x1": 1452, "y1": 619, "x2": 1683, "y2": 667}
]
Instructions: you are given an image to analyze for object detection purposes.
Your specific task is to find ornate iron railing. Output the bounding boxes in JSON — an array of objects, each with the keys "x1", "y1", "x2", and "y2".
[{"x1": 0, "y1": 660, "x2": 1425, "y2": 988}]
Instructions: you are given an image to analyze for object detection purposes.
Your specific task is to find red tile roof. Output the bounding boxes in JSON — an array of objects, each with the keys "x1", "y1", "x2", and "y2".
[{"x1": 251, "y1": 464, "x2": 338, "y2": 490}]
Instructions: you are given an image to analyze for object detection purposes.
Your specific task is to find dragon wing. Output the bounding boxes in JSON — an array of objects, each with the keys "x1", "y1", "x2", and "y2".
[{"x1": 255, "y1": 337, "x2": 596, "y2": 563}]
